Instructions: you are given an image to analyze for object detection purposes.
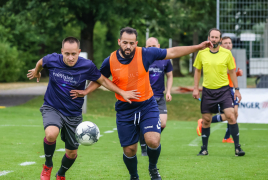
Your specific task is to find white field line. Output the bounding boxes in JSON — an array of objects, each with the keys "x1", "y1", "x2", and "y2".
[
  {"x1": 56, "y1": 148, "x2": 65, "y2": 152},
  {"x1": 104, "y1": 130, "x2": 114, "y2": 133},
  {"x1": 20, "y1": 162, "x2": 36, "y2": 166},
  {"x1": 0, "y1": 171, "x2": 13, "y2": 176},
  {"x1": 0, "y1": 125, "x2": 41, "y2": 127},
  {"x1": 252, "y1": 128, "x2": 268, "y2": 130},
  {"x1": 188, "y1": 123, "x2": 224, "y2": 146}
]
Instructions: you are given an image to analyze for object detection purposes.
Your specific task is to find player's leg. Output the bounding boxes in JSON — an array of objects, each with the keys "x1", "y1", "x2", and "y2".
[
  {"x1": 40, "y1": 105, "x2": 62, "y2": 180},
  {"x1": 222, "y1": 87, "x2": 239, "y2": 143},
  {"x1": 123, "y1": 143, "x2": 139, "y2": 180},
  {"x1": 144, "y1": 131, "x2": 161, "y2": 168},
  {"x1": 197, "y1": 113, "x2": 212, "y2": 155},
  {"x1": 198, "y1": 87, "x2": 219, "y2": 155},
  {"x1": 139, "y1": 131, "x2": 147, "y2": 156},
  {"x1": 117, "y1": 114, "x2": 140, "y2": 179},
  {"x1": 157, "y1": 97, "x2": 168, "y2": 132},
  {"x1": 141, "y1": 99, "x2": 162, "y2": 180},
  {"x1": 159, "y1": 114, "x2": 167, "y2": 132},
  {"x1": 44, "y1": 126, "x2": 60, "y2": 166},
  {"x1": 222, "y1": 101, "x2": 245, "y2": 156},
  {"x1": 56, "y1": 115, "x2": 82, "y2": 178},
  {"x1": 56, "y1": 142, "x2": 78, "y2": 178}
]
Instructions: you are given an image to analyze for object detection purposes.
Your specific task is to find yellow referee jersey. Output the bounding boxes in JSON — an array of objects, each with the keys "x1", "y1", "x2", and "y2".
[{"x1": 193, "y1": 46, "x2": 235, "y2": 89}]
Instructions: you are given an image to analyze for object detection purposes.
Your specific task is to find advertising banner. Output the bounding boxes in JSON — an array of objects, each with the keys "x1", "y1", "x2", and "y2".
[{"x1": 238, "y1": 88, "x2": 268, "y2": 124}]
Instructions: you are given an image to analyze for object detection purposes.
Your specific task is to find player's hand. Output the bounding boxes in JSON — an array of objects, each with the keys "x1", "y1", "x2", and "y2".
[
  {"x1": 121, "y1": 90, "x2": 141, "y2": 104},
  {"x1": 199, "y1": 41, "x2": 213, "y2": 50},
  {"x1": 236, "y1": 68, "x2": 243, "y2": 76},
  {"x1": 27, "y1": 69, "x2": 41, "y2": 82},
  {"x1": 234, "y1": 90, "x2": 242, "y2": 103},
  {"x1": 166, "y1": 93, "x2": 172, "y2": 102},
  {"x1": 70, "y1": 90, "x2": 87, "y2": 99},
  {"x1": 192, "y1": 88, "x2": 200, "y2": 100}
]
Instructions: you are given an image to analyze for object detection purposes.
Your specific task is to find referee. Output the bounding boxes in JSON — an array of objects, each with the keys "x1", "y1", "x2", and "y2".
[{"x1": 193, "y1": 28, "x2": 245, "y2": 156}]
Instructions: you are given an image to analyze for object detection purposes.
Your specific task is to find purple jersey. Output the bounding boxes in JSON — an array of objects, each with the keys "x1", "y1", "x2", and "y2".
[
  {"x1": 149, "y1": 60, "x2": 173, "y2": 97},
  {"x1": 42, "y1": 53, "x2": 101, "y2": 116}
]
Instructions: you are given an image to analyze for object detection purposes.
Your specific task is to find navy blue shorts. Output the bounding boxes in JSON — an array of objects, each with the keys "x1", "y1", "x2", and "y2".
[
  {"x1": 230, "y1": 87, "x2": 239, "y2": 106},
  {"x1": 115, "y1": 97, "x2": 161, "y2": 147}
]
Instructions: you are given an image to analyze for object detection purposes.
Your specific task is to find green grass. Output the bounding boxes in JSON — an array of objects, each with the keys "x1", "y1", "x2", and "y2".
[
  {"x1": 0, "y1": 90, "x2": 267, "y2": 179},
  {"x1": 172, "y1": 76, "x2": 257, "y2": 88}
]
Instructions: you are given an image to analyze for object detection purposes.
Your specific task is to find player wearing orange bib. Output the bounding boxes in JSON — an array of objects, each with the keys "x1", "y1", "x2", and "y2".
[
  {"x1": 196, "y1": 36, "x2": 243, "y2": 143},
  {"x1": 70, "y1": 27, "x2": 212, "y2": 180}
]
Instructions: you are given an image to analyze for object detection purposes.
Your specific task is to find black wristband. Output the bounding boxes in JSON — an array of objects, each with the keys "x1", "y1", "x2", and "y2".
[{"x1": 235, "y1": 87, "x2": 240, "y2": 90}]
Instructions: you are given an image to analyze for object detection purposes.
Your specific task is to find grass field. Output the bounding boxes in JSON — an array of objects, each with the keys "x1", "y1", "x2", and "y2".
[{"x1": 0, "y1": 90, "x2": 267, "y2": 180}]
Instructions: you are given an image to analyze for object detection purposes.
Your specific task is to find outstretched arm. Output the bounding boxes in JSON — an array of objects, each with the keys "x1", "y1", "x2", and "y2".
[
  {"x1": 27, "y1": 59, "x2": 43, "y2": 82},
  {"x1": 164, "y1": 41, "x2": 213, "y2": 60}
]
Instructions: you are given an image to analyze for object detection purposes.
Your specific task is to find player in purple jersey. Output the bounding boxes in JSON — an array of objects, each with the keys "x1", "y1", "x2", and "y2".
[
  {"x1": 27, "y1": 37, "x2": 140, "y2": 180},
  {"x1": 139, "y1": 37, "x2": 173, "y2": 156},
  {"x1": 70, "y1": 27, "x2": 213, "y2": 180}
]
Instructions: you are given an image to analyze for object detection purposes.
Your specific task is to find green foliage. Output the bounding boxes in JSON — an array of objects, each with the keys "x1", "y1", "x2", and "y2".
[{"x1": 0, "y1": 41, "x2": 22, "y2": 82}]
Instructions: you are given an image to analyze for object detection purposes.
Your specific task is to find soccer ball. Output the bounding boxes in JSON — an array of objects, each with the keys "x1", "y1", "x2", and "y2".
[{"x1": 75, "y1": 121, "x2": 100, "y2": 146}]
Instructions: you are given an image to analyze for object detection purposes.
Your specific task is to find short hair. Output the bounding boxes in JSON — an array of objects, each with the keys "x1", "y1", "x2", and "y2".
[
  {"x1": 147, "y1": 37, "x2": 159, "y2": 44},
  {"x1": 62, "y1": 37, "x2": 80, "y2": 48},
  {"x1": 222, "y1": 36, "x2": 232, "y2": 41},
  {"x1": 208, "y1": 28, "x2": 222, "y2": 38},
  {"x1": 120, "y1": 27, "x2": 138, "y2": 39}
]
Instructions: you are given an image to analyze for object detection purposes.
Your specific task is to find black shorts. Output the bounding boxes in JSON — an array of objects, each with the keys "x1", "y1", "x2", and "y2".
[
  {"x1": 155, "y1": 96, "x2": 167, "y2": 114},
  {"x1": 40, "y1": 105, "x2": 82, "y2": 150},
  {"x1": 201, "y1": 85, "x2": 234, "y2": 114}
]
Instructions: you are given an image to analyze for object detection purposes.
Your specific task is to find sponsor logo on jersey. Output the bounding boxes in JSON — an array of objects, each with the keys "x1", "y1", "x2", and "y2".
[{"x1": 144, "y1": 125, "x2": 153, "y2": 129}]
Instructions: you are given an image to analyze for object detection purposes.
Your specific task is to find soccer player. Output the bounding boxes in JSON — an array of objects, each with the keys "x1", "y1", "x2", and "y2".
[
  {"x1": 70, "y1": 27, "x2": 212, "y2": 180},
  {"x1": 193, "y1": 28, "x2": 245, "y2": 157},
  {"x1": 27, "y1": 37, "x2": 140, "y2": 180},
  {"x1": 139, "y1": 37, "x2": 173, "y2": 156},
  {"x1": 196, "y1": 36, "x2": 243, "y2": 143}
]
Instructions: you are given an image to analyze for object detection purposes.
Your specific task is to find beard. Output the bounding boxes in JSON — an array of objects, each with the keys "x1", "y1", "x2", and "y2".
[
  {"x1": 119, "y1": 47, "x2": 135, "y2": 59},
  {"x1": 212, "y1": 41, "x2": 221, "y2": 48}
]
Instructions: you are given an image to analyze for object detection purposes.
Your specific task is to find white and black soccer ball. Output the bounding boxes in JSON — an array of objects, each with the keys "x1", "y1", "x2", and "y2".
[{"x1": 75, "y1": 121, "x2": 100, "y2": 146}]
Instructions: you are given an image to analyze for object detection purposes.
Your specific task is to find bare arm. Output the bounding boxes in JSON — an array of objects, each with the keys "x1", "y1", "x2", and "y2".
[
  {"x1": 95, "y1": 75, "x2": 124, "y2": 97},
  {"x1": 165, "y1": 71, "x2": 173, "y2": 102},
  {"x1": 27, "y1": 59, "x2": 43, "y2": 82},
  {"x1": 70, "y1": 75, "x2": 140, "y2": 103},
  {"x1": 192, "y1": 68, "x2": 202, "y2": 99},
  {"x1": 164, "y1": 41, "x2": 213, "y2": 60}
]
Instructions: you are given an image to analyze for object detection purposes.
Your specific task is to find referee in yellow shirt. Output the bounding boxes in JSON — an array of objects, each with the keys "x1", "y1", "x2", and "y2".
[{"x1": 193, "y1": 28, "x2": 245, "y2": 156}]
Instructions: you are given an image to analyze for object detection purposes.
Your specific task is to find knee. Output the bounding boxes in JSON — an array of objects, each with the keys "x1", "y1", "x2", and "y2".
[
  {"x1": 146, "y1": 138, "x2": 160, "y2": 149},
  {"x1": 66, "y1": 151, "x2": 77, "y2": 159},
  {"x1": 226, "y1": 114, "x2": 236, "y2": 124},
  {"x1": 161, "y1": 123, "x2": 166, "y2": 128},
  {"x1": 45, "y1": 133, "x2": 57, "y2": 142},
  {"x1": 124, "y1": 147, "x2": 136, "y2": 157},
  {"x1": 202, "y1": 119, "x2": 210, "y2": 126}
]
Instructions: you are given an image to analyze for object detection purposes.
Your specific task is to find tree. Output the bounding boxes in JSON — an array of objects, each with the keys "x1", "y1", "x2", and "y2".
[
  {"x1": 1, "y1": 0, "x2": 172, "y2": 63},
  {"x1": 168, "y1": 0, "x2": 216, "y2": 76}
]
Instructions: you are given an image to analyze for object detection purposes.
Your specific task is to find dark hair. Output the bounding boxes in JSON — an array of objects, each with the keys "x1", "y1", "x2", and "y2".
[
  {"x1": 120, "y1": 27, "x2": 138, "y2": 39},
  {"x1": 208, "y1": 28, "x2": 222, "y2": 38},
  {"x1": 222, "y1": 36, "x2": 232, "y2": 41},
  {"x1": 62, "y1": 37, "x2": 80, "y2": 48}
]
